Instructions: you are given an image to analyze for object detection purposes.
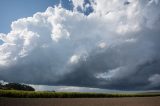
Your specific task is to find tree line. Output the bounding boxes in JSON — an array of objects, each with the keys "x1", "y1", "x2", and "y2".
[{"x1": 0, "y1": 82, "x2": 35, "y2": 91}]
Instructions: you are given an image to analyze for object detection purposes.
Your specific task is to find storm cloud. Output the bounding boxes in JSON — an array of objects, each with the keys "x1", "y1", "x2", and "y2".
[{"x1": 0, "y1": 0, "x2": 160, "y2": 90}]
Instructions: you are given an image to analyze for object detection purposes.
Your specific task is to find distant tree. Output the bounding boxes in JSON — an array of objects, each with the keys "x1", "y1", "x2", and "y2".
[
  {"x1": 47, "y1": 90, "x2": 55, "y2": 92},
  {"x1": 5, "y1": 83, "x2": 35, "y2": 91},
  {"x1": 0, "y1": 82, "x2": 2, "y2": 89}
]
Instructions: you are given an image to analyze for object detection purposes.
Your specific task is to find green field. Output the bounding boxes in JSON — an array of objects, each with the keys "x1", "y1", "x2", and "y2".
[{"x1": 0, "y1": 90, "x2": 160, "y2": 98}]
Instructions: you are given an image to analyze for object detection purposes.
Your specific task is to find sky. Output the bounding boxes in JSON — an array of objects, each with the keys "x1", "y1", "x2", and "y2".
[
  {"x1": 0, "y1": 0, "x2": 74, "y2": 33},
  {"x1": 0, "y1": 0, "x2": 160, "y2": 91}
]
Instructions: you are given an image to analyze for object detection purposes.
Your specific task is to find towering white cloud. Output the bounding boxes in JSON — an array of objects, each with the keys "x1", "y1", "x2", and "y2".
[{"x1": 0, "y1": 0, "x2": 160, "y2": 90}]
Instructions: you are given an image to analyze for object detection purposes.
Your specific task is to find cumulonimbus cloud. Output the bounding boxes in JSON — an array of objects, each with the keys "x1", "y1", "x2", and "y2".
[{"x1": 0, "y1": 0, "x2": 160, "y2": 90}]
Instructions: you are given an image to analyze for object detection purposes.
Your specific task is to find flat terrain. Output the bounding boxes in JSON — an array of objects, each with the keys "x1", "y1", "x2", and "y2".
[{"x1": 0, "y1": 97, "x2": 160, "y2": 106}]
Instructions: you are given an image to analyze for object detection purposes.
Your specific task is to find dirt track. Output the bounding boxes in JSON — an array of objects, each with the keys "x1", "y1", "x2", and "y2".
[{"x1": 0, "y1": 97, "x2": 160, "y2": 106}]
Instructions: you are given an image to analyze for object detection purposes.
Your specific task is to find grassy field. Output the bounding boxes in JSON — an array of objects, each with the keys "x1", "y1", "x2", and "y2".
[
  {"x1": 1, "y1": 90, "x2": 160, "y2": 106},
  {"x1": 0, "y1": 90, "x2": 160, "y2": 98}
]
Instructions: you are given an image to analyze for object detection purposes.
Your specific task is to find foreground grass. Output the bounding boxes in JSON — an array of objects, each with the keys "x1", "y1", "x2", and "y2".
[{"x1": 0, "y1": 90, "x2": 160, "y2": 98}]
